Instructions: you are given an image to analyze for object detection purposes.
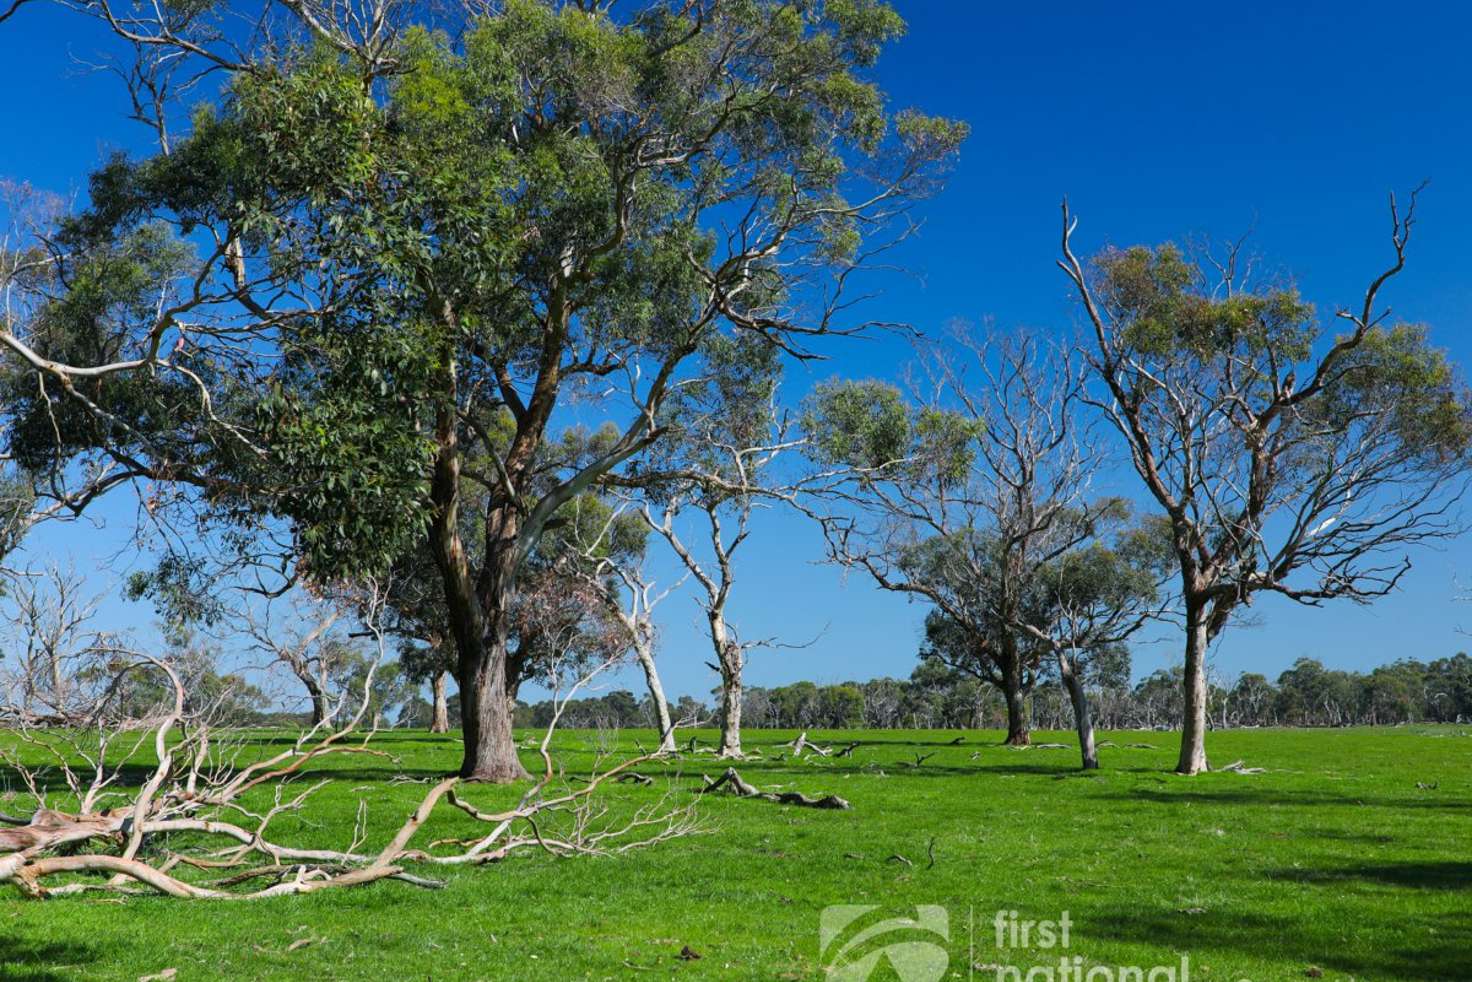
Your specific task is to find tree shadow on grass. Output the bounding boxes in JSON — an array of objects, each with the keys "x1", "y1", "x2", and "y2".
[
  {"x1": 1097, "y1": 786, "x2": 1472, "y2": 813},
  {"x1": 1093, "y1": 906, "x2": 1472, "y2": 981},
  {"x1": 1268, "y1": 860, "x2": 1472, "y2": 891},
  {"x1": 0, "y1": 936, "x2": 101, "y2": 982}
]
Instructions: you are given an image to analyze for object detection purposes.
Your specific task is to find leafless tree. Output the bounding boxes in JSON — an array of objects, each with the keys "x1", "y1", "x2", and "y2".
[
  {"x1": 237, "y1": 596, "x2": 351, "y2": 727},
  {"x1": 1059, "y1": 189, "x2": 1472, "y2": 773},
  {"x1": 805, "y1": 329, "x2": 1169, "y2": 757},
  {"x1": 641, "y1": 487, "x2": 759, "y2": 758},
  {"x1": 0, "y1": 565, "x2": 128, "y2": 725}
]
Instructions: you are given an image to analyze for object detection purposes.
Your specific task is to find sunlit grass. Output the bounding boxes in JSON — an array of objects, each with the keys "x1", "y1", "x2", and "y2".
[{"x1": 1, "y1": 725, "x2": 1468, "y2": 980}]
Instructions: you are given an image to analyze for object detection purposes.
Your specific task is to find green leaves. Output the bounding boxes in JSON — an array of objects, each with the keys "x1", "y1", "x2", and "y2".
[
  {"x1": 1332, "y1": 322, "x2": 1472, "y2": 463},
  {"x1": 801, "y1": 378, "x2": 910, "y2": 470},
  {"x1": 801, "y1": 378, "x2": 979, "y2": 486},
  {"x1": 1094, "y1": 244, "x2": 1316, "y2": 364}
]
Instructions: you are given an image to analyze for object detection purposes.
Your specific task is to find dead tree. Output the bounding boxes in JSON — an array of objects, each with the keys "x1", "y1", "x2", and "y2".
[
  {"x1": 803, "y1": 330, "x2": 1168, "y2": 755},
  {"x1": 642, "y1": 487, "x2": 756, "y2": 759},
  {"x1": 1059, "y1": 189, "x2": 1472, "y2": 773},
  {"x1": 239, "y1": 599, "x2": 345, "y2": 727},
  {"x1": 621, "y1": 337, "x2": 827, "y2": 759},
  {"x1": 0, "y1": 565, "x2": 109, "y2": 724}
]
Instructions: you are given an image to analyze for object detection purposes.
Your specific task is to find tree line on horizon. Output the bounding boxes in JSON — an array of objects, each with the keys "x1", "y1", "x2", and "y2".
[{"x1": 408, "y1": 650, "x2": 1472, "y2": 734}]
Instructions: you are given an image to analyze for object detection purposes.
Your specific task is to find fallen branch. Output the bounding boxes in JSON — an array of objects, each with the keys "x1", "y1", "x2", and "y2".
[
  {"x1": 1216, "y1": 760, "x2": 1265, "y2": 775},
  {"x1": 699, "y1": 769, "x2": 851, "y2": 810},
  {"x1": 785, "y1": 732, "x2": 833, "y2": 758},
  {"x1": 0, "y1": 614, "x2": 701, "y2": 901}
]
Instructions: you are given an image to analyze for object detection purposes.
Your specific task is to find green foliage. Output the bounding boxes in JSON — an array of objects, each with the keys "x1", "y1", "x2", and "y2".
[
  {"x1": 801, "y1": 377, "x2": 980, "y2": 487},
  {"x1": 801, "y1": 378, "x2": 912, "y2": 470},
  {"x1": 1094, "y1": 244, "x2": 1316, "y2": 363},
  {"x1": 12, "y1": 0, "x2": 962, "y2": 593}
]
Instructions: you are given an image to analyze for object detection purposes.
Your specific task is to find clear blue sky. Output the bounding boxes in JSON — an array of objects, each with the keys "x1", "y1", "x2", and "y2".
[{"x1": 3, "y1": 2, "x2": 1470, "y2": 703}]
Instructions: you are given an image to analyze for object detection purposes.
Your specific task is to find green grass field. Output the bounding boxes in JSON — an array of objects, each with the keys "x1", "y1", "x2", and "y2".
[{"x1": 2, "y1": 726, "x2": 1468, "y2": 981}]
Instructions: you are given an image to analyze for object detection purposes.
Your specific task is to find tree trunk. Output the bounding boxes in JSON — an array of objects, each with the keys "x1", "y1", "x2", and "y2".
[
  {"x1": 426, "y1": 349, "x2": 529, "y2": 783},
  {"x1": 431, "y1": 500, "x2": 528, "y2": 781},
  {"x1": 719, "y1": 663, "x2": 743, "y2": 758},
  {"x1": 302, "y1": 675, "x2": 326, "y2": 728},
  {"x1": 1058, "y1": 652, "x2": 1098, "y2": 770},
  {"x1": 633, "y1": 635, "x2": 676, "y2": 753},
  {"x1": 1003, "y1": 686, "x2": 1029, "y2": 746},
  {"x1": 1177, "y1": 607, "x2": 1210, "y2": 775},
  {"x1": 706, "y1": 609, "x2": 744, "y2": 758},
  {"x1": 456, "y1": 626, "x2": 527, "y2": 782},
  {"x1": 429, "y1": 670, "x2": 450, "y2": 735},
  {"x1": 995, "y1": 634, "x2": 1030, "y2": 746}
]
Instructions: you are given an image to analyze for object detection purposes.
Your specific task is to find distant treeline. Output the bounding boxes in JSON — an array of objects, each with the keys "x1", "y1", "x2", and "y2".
[{"x1": 476, "y1": 653, "x2": 1472, "y2": 733}]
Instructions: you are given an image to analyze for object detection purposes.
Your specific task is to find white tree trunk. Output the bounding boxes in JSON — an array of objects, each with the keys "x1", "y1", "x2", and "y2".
[
  {"x1": 633, "y1": 636, "x2": 676, "y2": 753},
  {"x1": 1057, "y1": 651, "x2": 1098, "y2": 770},
  {"x1": 1177, "y1": 610, "x2": 1210, "y2": 775},
  {"x1": 430, "y1": 670, "x2": 450, "y2": 734}
]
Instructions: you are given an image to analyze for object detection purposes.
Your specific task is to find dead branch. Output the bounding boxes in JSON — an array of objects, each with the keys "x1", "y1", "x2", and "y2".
[
  {"x1": 0, "y1": 581, "x2": 699, "y2": 901},
  {"x1": 699, "y1": 768, "x2": 851, "y2": 810}
]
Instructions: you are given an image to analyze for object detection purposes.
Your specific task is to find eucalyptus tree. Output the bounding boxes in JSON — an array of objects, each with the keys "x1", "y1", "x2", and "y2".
[
  {"x1": 1023, "y1": 521, "x2": 1167, "y2": 768},
  {"x1": 1058, "y1": 192, "x2": 1472, "y2": 773},
  {"x1": 803, "y1": 332, "x2": 1167, "y2": 755},
  {"x1": 629, "y1": 335, "x2": 799, "y2": 758},
  {"x1": 0, "y1": 1, "x2": 964, "y2": 779}
]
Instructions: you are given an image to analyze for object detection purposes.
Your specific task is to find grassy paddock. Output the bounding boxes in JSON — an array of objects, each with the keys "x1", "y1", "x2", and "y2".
[{"x1": 1, "y1": 726, "x2": 1468, "y2": 981}]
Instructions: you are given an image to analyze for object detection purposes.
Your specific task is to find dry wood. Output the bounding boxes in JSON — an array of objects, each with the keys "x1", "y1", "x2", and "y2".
[
  {"x1": 0, "y1": 631, "x2": 699, "y2": 900},
  {"x1": 699, "y1": 768, "x2": 851, "y2": 810}
]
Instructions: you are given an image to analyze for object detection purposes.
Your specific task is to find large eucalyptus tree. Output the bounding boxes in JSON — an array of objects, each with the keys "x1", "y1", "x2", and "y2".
[{"x1": 0, "y1": 0, "x2": 964, "y2": 779}]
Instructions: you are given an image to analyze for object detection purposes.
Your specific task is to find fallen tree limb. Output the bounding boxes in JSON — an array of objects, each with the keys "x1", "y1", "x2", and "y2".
[
  {"x1": 699, "y1": 768, "x2": 851, "y2": 810},
  {"x1": 0, "y1": 641, "x2": 701, "y2": 901},
  {"x1": 785, "y1": 732, "x2": 832, "y2": 758},
  {"x1": 1216, "y1": 760, "x2": 1265, "y2": 775}
]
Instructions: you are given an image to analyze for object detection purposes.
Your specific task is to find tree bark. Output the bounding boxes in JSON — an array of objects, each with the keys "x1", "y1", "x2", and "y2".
[
  {"x1": 1177, "y1": 606, "x2": 1210, "y2": 775},
  {"x1": 301, "y1": 675, "x2": 326, "y2": 728},
  {"x1": 1001, "y1": 647, "x2": 1030, "y2": 746},
  {"x1": 633, "y1": 636, "x2": 676, "y2": 753},
  {"x1": 706, "y1": 607, "x2": 744, "y2": 758},
  {"x1": 453, "y1": 547, "x2": 530, "y2": 783},
  {"x1": 429, "y1": 670, "x2": 450, "y2": 735},
  {"x1": 1003, "y1": 686, "x2": 1029, "y2": 746},
  {"x1": 1058, "y1": 652, "x2": 1098, "y2": 770},
  {"x1": 427, "y1": 348, "x2": 528, "y2": 782},
  {"x1": 718, "y1": 663, "x2": 743, "y2": 758},
  {"x1": 455, "y1": 638, "x2": 525, "y2": 781}
]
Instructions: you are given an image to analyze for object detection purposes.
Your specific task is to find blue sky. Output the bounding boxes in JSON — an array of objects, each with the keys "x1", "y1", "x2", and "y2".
[{"x1": 2, "y1": 2, "x2": 1470, "y2": 704}]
